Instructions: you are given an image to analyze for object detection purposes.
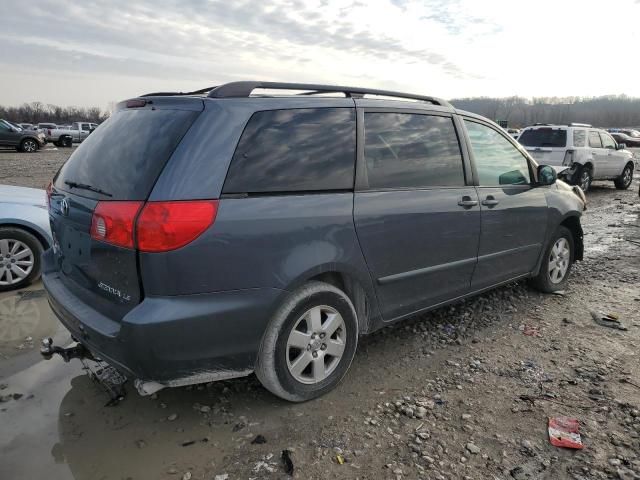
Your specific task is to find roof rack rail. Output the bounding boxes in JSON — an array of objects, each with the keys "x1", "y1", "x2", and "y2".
[
  {"x1": 568, "y1": 122, "x2": 592, "y2": 127},
  {"x1": 140, "y1": 86, "x2": 216, "y2": 97},
  {"x1": 207, "y1": 81, "x2": 452, "y2": 107}
]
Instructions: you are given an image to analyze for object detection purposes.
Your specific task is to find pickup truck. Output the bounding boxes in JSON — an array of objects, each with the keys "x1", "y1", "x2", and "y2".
[{"x1": 45, "y1": 122, "x2": 98, "y2": 147}]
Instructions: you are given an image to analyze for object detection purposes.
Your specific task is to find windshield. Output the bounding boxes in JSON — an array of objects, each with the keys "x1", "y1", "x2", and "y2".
[
  {"x1": 54, "y1": 108, "x2": 200, "y2": 200},
  {"x1": 518, "y1": 128, "x2": 567, "y2": 148}
]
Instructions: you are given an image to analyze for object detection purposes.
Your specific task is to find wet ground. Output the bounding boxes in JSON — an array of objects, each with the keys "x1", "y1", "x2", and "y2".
[{"x1": 0, "y1": 149, "x2": 639, "y2": 480}]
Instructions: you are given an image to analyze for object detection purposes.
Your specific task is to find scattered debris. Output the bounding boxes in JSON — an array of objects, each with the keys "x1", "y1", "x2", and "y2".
[
  {"x1": 214, "y1": 475, "x2": 228, "y2": 480},
  {"x1": 548, "y1": 417, "x2": 584, "y2": 449},
  {"x1": 182, "y1": 472, "x2": 192, "y2": 480},
  {"x1": 522, "y1": 324, "x2": 541, "y2": 337},
  {"x1": 167, "y1": 413, "x2": 178, "y2": 421},
  {"x1": 591, "y1": 311, "x2": 627, "y2": 330},
  {"x1": 335, "y1": 453, "x2": 346, "y2": 465},
  {"x1": 465, "y1": 442, "x2": 481, "y2": 454},
  {"x1": 232, "y1": 421, "x2": 246, "y2": 432},
  {"x1": 282, "y1": 449, "x2": 294, "y2": 475},
  {"x1": 181, "y1": 438, "x2": 208, "y2": 447},
  {"x1": 251, "y1": 434, "x2": 267, "y2": 444}
]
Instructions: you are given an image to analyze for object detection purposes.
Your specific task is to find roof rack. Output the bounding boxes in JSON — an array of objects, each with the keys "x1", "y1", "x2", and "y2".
[
  {"x1": 140, "y1": 86, "x2": 215, "y2": 97},
  {"x1": 207, "y1": 81, "x2": 452, "y2": 107}
]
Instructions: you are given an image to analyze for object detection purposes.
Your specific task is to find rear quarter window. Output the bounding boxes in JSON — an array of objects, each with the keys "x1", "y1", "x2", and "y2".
[
  {"x1": 54, "y1": 108, "x2": 200, "y2": 200},
  {"x1": 223, "y1": 108, "x2": 356, "y2": 193},
  {"x1": 573, "y1": 129, "x2": 586, "y2": 147},
  {"x1": 518, "y1": 128, "x2": 567, "y2": 148}
]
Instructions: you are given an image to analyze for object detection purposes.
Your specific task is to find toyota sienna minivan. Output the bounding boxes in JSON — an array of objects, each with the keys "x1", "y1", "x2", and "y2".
[{"x1": 42, "y1": 81, "x2": 585, "y2": 401}]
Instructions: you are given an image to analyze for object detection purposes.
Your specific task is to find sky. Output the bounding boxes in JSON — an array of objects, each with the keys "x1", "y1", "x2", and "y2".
[{"x1": 1, "y1": 0, "x2": 639, "y2": 109}]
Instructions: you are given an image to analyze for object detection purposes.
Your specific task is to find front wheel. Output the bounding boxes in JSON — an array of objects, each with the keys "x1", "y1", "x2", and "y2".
[
  {"x1": 255, "y1": 281, "x2": 358, "y2": 402},
  {"x1": 19, "y1": 138, "x2": 38, "y2": 153},
  {"x1": 530, "y1": 226, "x2": 574, "y2": 293},
  {"x1": 614, "y1": 163, "x2": 634, "y2": 190},
  {"x1": 0, "y1": 227, "x2": 43, "y2": 291}
]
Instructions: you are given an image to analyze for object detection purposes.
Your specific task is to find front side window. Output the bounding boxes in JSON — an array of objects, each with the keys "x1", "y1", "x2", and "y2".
[
  {"x1": 464, "y1": 120, "x2": 531, "y2": 186},
  {"x1": 573, "y1": 129, "x2": 586, "y2": 147},
  {"x1": 363, "y1": 113, "x2": 464, "y2": 189},
  {"x1": 588, "y1": 131, "x2": 603, "y2": 148},
  {"x1": 600, "y1": 132, "x2": 616, "y2": 149},
  {"x1": 0, "y1": 121, "x2": 11, "y2": 132},
  {"x1": 223, "y1": 108, "x2": 355, "y2": 193}
]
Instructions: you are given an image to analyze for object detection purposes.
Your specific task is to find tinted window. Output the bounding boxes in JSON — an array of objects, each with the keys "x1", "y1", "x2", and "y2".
[
  {"x1": 0, "y1": 122, "x2": 11, "y2": 132},
  {"x1": 588, "y1": 131, "x2": 603, "y2": 148},
  {"x1": 465, "y1": 120, "x2": 531, "y2": 186},
  {"x1": 518, "y1": 128, "x2": 567, "y2": 147},
  {"x1": 363, "y1": 113, "x2": 464, "y2": 189},
  {"x1": 573, "y1": 129, "x2": 586, "y2": 147},
  {"x1": 600, "y1": 132, "x2": 616, "y2": 149},
  {"x1": 54, "y1": 108, "x2": 199, "y2": 200},
  {"x1": 223, "y1": 108, "x2": 355, "y2": 193}
]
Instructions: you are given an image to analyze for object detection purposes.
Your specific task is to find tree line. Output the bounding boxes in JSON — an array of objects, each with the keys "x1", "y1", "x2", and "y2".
[
  {"x1": 2, "y1": 95, "x2": 640, "y2": 129},
  {"x1": 450, "y1": 95, "x2": 640, "y2": 129},
  {"x1": 0, "y1": 102, "x2": 109, "y2": 125}
]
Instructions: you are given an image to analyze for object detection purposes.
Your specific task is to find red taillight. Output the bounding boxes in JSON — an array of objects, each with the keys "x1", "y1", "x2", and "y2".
[
  {"x1": 136, "y1": 201, "x2": 218, "y2": 252},
  {"x1": 90, "y1": 201, "x2": 143, "y2": 248}
]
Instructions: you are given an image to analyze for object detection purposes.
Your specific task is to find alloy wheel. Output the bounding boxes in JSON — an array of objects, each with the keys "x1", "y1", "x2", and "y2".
[
  {"x1": 23, "y1": 140, "x2": 37, "y2": 152},
  {"x1": 0, "y1": 239, "x2": 34, "y2": 286},
  {"x1": 548, "y1": 237, "x2": 570, "y2": 284},
  {"x1": 580, "y1": 170, "x2": 591, "y2": 191},
  {"x1": 286, "y1": 305, "x2": 346, "y2": 384},
  {"x1": 622, "y1": 166, "x2": 633, "y2": 187}
]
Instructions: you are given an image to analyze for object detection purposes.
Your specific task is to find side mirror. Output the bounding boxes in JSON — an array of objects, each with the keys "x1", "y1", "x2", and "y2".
[
  {"x1": 617, "y1": 143, "x2": 626, "y2": 150},
  {"x1": 537, "y1": 165, "x2": 557, "y2": 186}
]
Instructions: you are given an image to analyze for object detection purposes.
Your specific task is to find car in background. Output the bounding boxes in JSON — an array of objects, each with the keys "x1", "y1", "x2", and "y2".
[
  {"x1": 18, "y1": 123, "x2": 35, "y2": 130},
  {"x1": 518, "y1": 123, "x2": 635, "y2": 192},
  {"x1": 45, "y1": 122, "x2": 98, "y2": 146},
  {"x1": 610, "y1": 132, "x2": 640, "y2": 148},
  {"x1": 507, "y1": 128, "x2": 520, "y2": 139},
  {"x1": 0, "y1": 185, "x2": 51, "y2": 291},
  {"x1": 37, "y1": 123, "x2": 58, "y2": 131},
  {"x1": 0, "y1": 119, "x2": 46, "y2": 152}
]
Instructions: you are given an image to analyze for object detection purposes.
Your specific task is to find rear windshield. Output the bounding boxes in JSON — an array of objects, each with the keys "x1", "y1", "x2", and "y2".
[
  {"x1": 54, "y1": 108, "x2": 199, "y2": 200},
  {"x1": 518, "y1": 128, "x2": 567, "y2": 148}
]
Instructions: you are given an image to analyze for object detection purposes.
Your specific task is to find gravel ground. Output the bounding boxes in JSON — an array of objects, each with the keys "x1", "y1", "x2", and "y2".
[{"x1": 0, "y1": 148, "x2": 639, "y2": 480}]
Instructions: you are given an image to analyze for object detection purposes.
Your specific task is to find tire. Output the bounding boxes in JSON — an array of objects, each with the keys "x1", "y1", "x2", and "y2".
[
  {"x1": 574, "y1": 165, "x2": 592, "y2": 192},
  {"x1": 0, "y1": 227, "x2": 44, "y2": 292},
  {"x1": 614, "y1": 163, "x2": 634, "y2": 190},
  {"x1": 255, "y1": 281, "x2": 359, "y2": 402},
  {"x1": 19, "y1": 138, "x2": 38, "y2": 153},
  {"x1": 530, "y1": 226, "x2": 575, "y2": 293}
]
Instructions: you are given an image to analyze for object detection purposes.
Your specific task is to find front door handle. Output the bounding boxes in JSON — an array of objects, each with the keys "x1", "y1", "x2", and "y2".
[
  {"x1": 482, "y1": 196, "x2": 500, "y2": 206},
  {"x1": 458, "y1": 196, "x2": 478, "y2": 208}
]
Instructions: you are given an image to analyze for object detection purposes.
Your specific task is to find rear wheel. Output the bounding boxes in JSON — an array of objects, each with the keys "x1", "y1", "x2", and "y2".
[
  {"x1": 530, "y1": 226, "x2": 574, "y2": 293},
  {"x1": 614, "y1": 163, "x2": 634, "y2": 190},
  {"x1": 19, "y1": 138, "x2": 38, "y2": 153},
  {"x1": 0, "y1": 228, "x2": 43, "y2": 292},
  {"x1": 255, "y1": 281, "x2": 358, "y2": 402}
]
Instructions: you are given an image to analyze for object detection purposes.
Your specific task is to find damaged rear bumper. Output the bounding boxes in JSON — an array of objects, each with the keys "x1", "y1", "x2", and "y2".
[{"x1": 41, "y1": 251, "x2": 285, "y2": 392}]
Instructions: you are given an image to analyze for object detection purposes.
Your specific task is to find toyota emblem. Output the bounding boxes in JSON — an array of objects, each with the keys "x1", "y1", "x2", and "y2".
[{"x1": 61, "y1": 198, "x2": 70, "y2": 216}]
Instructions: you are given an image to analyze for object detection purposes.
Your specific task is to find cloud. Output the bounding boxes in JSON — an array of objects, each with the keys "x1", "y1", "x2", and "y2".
[{"x1": 0, "y1": 0, "x2": 639, "y2": 106}]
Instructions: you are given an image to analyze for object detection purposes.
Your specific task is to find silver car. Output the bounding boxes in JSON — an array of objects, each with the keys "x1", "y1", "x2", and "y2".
[{"x1": 0, "y1": 185, "x2": 52, "y2": 291}]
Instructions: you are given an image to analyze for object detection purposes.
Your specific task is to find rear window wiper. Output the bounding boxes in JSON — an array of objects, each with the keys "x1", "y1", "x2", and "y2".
[{"x1": 64, "y1": 181, "x2": 113, "y2": 197}]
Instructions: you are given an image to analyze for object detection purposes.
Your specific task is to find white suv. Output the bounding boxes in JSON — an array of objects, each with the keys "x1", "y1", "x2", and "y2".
[{"x1": 518, "y1": 123, "x2": 635, "y2": 192}]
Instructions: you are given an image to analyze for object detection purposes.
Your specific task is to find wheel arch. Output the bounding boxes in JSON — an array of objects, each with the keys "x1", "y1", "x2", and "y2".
[
  {"x1": 0, "y1": 221, "x2": 51, "y2": 250},
  {"x1": 286, "y1": 265, "x2": 382, "y2": 334},
  {"x1": 559, "y1": 214, "x2": 583, "y2": 261}
]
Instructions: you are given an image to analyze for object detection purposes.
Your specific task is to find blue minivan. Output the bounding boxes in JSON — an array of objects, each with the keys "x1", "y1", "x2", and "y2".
[{"x1": 42, "y1": 82, "x2": 585, "y2": 401}]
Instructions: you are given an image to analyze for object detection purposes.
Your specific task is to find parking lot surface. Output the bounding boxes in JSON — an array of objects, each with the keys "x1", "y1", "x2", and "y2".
[{"x1": 0, "y1": 147, "x2": 639, "y2": 479}]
